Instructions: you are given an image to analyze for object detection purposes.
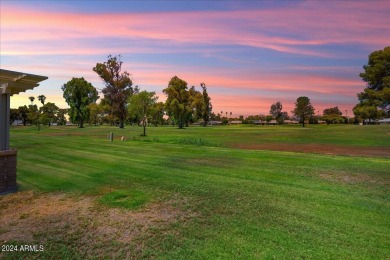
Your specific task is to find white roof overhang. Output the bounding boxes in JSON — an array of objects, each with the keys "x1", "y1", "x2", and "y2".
[{"x1": 0, "y1": 69, "x2": 48, "y2": 95}]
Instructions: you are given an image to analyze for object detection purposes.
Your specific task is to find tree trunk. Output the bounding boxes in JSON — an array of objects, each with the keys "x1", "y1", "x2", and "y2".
[
  {"x1": 119, "y1": 120, "x2": 124, "y2": 129},
  {"x1": 79, "y1": 119, "x2": 84, "y2": 128},
  {"x1": 178, "y1": 118, "x2": 183, "y2": 129}
]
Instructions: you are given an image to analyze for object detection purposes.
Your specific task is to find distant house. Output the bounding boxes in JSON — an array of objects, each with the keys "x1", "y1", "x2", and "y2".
[
  {"x1": 266, "y1": 120, "x2": 278, "y2": 125},
  {"x1": 253, "y1": 120, "x2": 278, "y2": 125},
  {"x1": 192, "y1": 121, "x2": 203, "y2": 125},
  {"x1": 378, "y1": 118, "x2": 390, "y2": 124},
  {"x1": 254, "y1": 120, "x2": 299, "y2": 125},
  {"x1": 11, "y1": 119, "x2": 23, "y2": 126},
  {"x1": 253, "y1": 120, "x2": 264, "y2": 125},
  {"x1": 229, "y1": 120, "x2": 242, "y2": 125},
  {"x1": 284, "y1": 120, "x2": 299, "y2": 125}
]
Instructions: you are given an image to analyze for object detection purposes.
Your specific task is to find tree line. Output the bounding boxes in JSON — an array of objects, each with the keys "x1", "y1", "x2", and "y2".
[
  {"x1": 62, "y1": 55, "x2": 213, "y2": 135},
  {"x1": 10, "y1": 46, "x2": 389, "y2": 131},
  {"x1": 10, "y1": 95, "x2": 67, "y2": 130}
]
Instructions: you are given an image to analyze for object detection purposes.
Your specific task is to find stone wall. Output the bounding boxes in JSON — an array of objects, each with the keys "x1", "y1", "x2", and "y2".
[{"x1": 0, "y1": 150, "x2": 17, "y2": 194}]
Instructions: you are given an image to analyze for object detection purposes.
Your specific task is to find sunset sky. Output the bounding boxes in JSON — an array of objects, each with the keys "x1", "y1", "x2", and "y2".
[{"x1": 1, "y1": 0, "x2": 389, "y2": 117}]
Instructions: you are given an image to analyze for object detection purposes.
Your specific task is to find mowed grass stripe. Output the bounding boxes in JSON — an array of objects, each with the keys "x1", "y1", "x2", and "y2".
[{"x1": 5, "y1": 125, "x2": 390, "y2": 258}]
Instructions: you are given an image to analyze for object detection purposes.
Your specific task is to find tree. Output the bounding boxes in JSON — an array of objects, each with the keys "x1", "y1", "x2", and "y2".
[
  {"x1": 27, "y1": 105, "x2": 41, "y2": 130},
  {"x1": 292, "y1": 96, "x2": 315, "y2": 127},
  {"x1": 353, "y1": 103, "x2": 383, "y2": 124},
  {"x1": 87, "y1": 103, "x2": 104, "y2": 126},
  {"x1": 245, "y1": 115, "x2": 261, "y2": 123},
  {"x1": 17, "y1": 105, "x2": 29, "y2": 126},
  {"x1": 354, "y1": 46, "x2": 390, "y2": 120},
  {"x1": 28, "y1": 96, "x2": 35, "y2": 105},
  {"x1": 322, "y1": 106, "x2": 343, "y2": 125},
  {"x1": 128, "y1": 91, "x2": 158, "y2": 136},
  {"x1": 163, "y1": 76, "x2": 191, "y2": 129},
  {"x1": 56, "y1": 109, "x2": 68, "y2": 125},
  {"x1": 10, "y1": 109, "x2": 19, "y2": 125},
  {"x1": 150, "y1": 102, "x2": 165, "y2": 126},
  {"x1": 210, "y1": 112, "x2": 220, "y2": 121},
  {"x1": 93, "y1": 55, "x2": 138, "y2": 128},
  {"x1": 188, "y1": 86, "x2": 203, "y2": 125},
  {"x1": 200, "y1": 83, "x2": 212, "y2": 126},
  {"x1": 98, "y1": 98, "x2": 116, "y2": 125},
  {"x1": 259, "y1": 114, "x2": 266, "y2": 122},
  {"x1": 37, "y1": 95, "x2": 46, "y2": 105},
  {"x1": 40, "y1": 102, "x2": 59, "y2": 126},
  {"x1": 270, "y1": 101, "x2": 285, "y2": 124},
  {"x1": 62, "y1": 77, "x2": 98, "y2": 128},
  {"x1": 281, "y1": 111, "x2": 289, "y2": 120}
]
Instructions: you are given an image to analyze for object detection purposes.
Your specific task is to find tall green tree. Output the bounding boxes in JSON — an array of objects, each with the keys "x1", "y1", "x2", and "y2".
[
  {"x1": 188, "y1": 86, "x2": 203, "y2": 125},
  {"x1": 62, "y1": 77, "x2": 98, "y2": 128},
  {"x1": 200, "y1": 83, "x2": 212, "y2": 126},
  {"x1": 128, "y1": 91, "x2": 158, "y2": 136},
  {"x1": 40, "y1": 102, "x2": 59, "y2": 126},
  {"x1": 270, "y1": 101, "x2": 285, "y2": 124},
  {"x1": 292, "y1": 96, "x2": 315, "y2": 127},
  {"x1": 37, "y1": 95, "x2": 46, "y2": 105},
  {"x1": 354, "y1": 46, "x2": 390, "y2": 120},
  {"x1": 93, "y1": 55, "x2": 138, "y2": 128},
  {"x1": 163, "y1": 76, "x2": 191, "y2": 129}
]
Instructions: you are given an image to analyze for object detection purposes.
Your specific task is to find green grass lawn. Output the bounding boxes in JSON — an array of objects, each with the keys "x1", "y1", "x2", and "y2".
[{"x1": 1, "y1": 124, "x2": 389, "y2": 259}]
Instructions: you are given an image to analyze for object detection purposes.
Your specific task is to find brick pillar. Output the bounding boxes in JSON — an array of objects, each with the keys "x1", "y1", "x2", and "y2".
[{"x1": 0, "y1": 150, "x2": 17, "y2": 194}]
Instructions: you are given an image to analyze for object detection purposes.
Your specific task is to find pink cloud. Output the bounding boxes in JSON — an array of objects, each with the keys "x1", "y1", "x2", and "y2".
[
  {"x1": 3, "y1": 1, "x2": 385, "y2": 116},
  {"x1": 1, "y1": 2, "x2": 388, "y2": 57}
]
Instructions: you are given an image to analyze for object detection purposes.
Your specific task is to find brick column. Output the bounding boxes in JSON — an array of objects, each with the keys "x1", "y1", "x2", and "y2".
[{"x1": 0, "y1": 150, "x2": 17, "y2": 194}]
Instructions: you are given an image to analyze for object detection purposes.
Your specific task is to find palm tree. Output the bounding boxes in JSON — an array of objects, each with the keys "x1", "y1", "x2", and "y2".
[
  {"x1": 38, "y1": 95, "x2": 46, "y2": 105},
  {"x1": 28, "y1": 96, "x2": 35, "y2": 105}
]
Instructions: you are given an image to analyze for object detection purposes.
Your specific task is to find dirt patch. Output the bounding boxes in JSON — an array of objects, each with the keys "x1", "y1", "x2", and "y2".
[
  {"x1": 0, "y1": 191, "x2": 196, "y2": 258},
  {"x1": 231, "y1": 143, "x2": 390, "y2": 157}
]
